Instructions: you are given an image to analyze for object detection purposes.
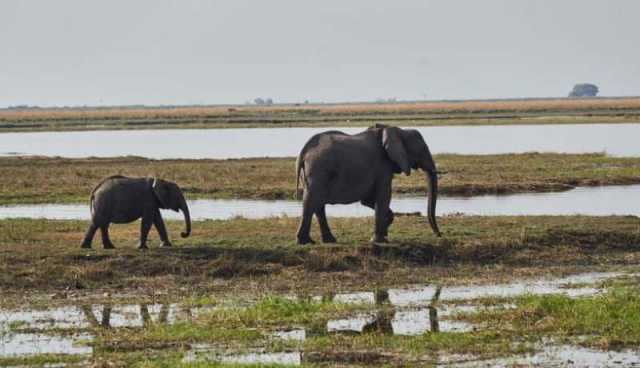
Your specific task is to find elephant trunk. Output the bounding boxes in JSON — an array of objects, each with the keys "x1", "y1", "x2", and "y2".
[
  {"x1": 179, "y1": 196, "x2": 191, "y2": 238},
  {"x1": 423, "y1": 157, "x2": 441, "y2": 237}
]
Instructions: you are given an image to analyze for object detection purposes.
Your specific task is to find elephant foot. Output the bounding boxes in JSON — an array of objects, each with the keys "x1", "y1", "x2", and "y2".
[
  {"x1": 370, "y1": 235, "x2": 388, "y2": 244},
  {"x1": 321, "y1": 234, "x2": 337, "y2": 243},
  {"x1": 297, "y1": 236, "x2": 315, "y2": 245},
  {"x1": 103, "y1": 243, "x2": 115, "y2": 250},
  {"x1": 160, "y1": 241, "x2": 172, "y2": 248}
]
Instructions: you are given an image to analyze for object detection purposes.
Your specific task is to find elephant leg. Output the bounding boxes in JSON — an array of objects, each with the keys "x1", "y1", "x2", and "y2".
[
  {"x1": 138, "y1": 215, "x2": 153, "y2": 250},
  {"x1": 101, "y1": 306, "x2": 112, "y2": 328},
  {"x1": 140, "y1": 304, "x2": 151, "y2": 326},
  {"x1": 372, "y1": 180, "x2": 392, "y2": 243},
  {"x1": 296, "y1": 192, "x2": 316, "y2": 245},
  {"x1": 81, "y1": 223, "x2": 98, "y2": 249},
  {"x1": 100, "y1": 225, "x2": 115, "y2": 249},
  {"x1": 315, "y1": 206, "x2": 336, "y2": 243},
  {"x1": 153, "y1": 210, "x2": 171, "y2": 247},
  {"x1": 361, "y1": 197, "x2": 393, "y2": 237}
]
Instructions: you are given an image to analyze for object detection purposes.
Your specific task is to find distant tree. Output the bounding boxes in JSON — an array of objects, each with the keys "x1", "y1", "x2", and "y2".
[
  {"x1": 569, "y1": 83, "x2": 599, "y2": 97},
  {"x1": 253, "y1": 97, "x2": 274, "y2": 105}
]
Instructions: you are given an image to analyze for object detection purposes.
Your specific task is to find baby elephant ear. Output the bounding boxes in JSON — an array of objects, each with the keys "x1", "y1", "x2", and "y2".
[
  {"x1": 382, "y1": 127, "x2": 411, "y2": 175},
  {"x1": 152, "y1": 178, "x2": 169, "y2": 208}
]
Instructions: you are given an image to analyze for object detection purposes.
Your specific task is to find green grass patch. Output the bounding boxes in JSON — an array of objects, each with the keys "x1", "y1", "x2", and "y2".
[
  {"x1": 304, "y1": 330, "x2": 532, "y2": 361},
  {"x1": 0, "y1": 354, "x2": 86, "y2": 367},
  {"x1": 202, "y1": 296, "x2": 367, "y2": 328},
  {"x1": 465, "y1": 287, "x2": 640, "y2": 349},
  {"x1": 2, "y1": 152, "x2": 640, "y2": 205}
]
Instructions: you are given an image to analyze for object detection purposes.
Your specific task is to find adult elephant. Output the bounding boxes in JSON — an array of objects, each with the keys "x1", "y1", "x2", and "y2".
[
  {"x1": 295, "y1": 124, "x2": 440, "y2": 244},
  {"x1": 80, "y1": 176, "x2": 191, "y2": 249}
]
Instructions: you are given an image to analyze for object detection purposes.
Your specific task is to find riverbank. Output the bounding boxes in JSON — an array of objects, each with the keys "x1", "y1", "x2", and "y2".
[
  {"x1": 2, "y1": 153, "x2": 640, "y2": 205},
  {"x1": 2, "y1": 215, "x2": 639, "y2": 298},
  {"x1": 1, "y1": 97, "x2": 640, "y2": 132}
]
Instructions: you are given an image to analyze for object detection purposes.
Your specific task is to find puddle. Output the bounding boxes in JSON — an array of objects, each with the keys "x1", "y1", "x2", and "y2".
[
  {"x1": 1, "y1": 184, "x2": 639, "y2": 220},
  {"x1": 0, "y1": 303, "x2": 193, "y2": 332},
  {"x1": 1, "y1": 124, "x2": 639, "y2": 159},
  {"x1": 327, "y1": 313, "x2": 378, "y2": 333},
  {"x1": 0, "y1": 303, "x2": 197, "y2": 358},
  {"x1": 389, "y1": 272, "x2": 621, "y2": 306},
  {"x1": 0, "y1": 271, "x2": 632, "y2": 360},
  {"x1": 273, "y1": 329, "x2": 306, "y2": 341},
  {"x1": 0, "y1": 332, "x2": 93, "y2": 357},
  {"x1": 451, "y1": 345, "x2": 640, "y2": 367},
  {"x1": 333, "y1": 292, "x2": 376, "y2": 305},
  {"x1": 326, "y1": 271, "x2": 626, "y2": 336}
]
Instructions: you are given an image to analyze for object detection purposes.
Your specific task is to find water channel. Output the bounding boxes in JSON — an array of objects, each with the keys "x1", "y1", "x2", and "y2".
[
  {"x1": 1, "y1": 123, "x2": 638, "y2": 159},
  {"x1": 1, "y1": 185, "x2": 637, "y2": 220}
]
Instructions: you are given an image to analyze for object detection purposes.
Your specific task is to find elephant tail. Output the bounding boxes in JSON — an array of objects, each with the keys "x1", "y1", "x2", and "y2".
[
  {"x1": 295, "y1": 154, "x2": 305, "y2": 200},
  {"x1": 89, "y1": 192, "x2": 96, "y2": 218}
]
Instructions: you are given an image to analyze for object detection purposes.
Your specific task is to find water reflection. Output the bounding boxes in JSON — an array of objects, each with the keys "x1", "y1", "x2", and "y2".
[
  {"x1": 451, "y1": 345, "x2": 640, "y2": 367},
  {"x1": 0, "y1": 271, "x2": 631, "y2": 359},
  {"x1": 1, "y1": 124, "x2": 639, "y2": 159},
  {"x1": 1, "y1": 184, "x2": 638, "y2": 220}
]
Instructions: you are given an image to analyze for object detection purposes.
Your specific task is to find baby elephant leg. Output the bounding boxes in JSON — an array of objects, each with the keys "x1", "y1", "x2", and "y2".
[
  {"x1": 100, "y1": 225, "x2": 115, "y2": 249},
  {"x1": 80, "y1": 223, "x2": 98, "y2": 249}
]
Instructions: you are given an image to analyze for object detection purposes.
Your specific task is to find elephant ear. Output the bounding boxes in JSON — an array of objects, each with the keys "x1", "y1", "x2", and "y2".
[
  {"x1": 152, "y1": 178, "x2": 170, "y2": 209},
  {"x1": 382, "y1": 127, "x2": 411, "y2": 175}
]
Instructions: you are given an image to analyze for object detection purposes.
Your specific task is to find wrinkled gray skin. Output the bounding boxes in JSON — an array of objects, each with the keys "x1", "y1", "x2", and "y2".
[
  {"x1": 80, "y1": 176, "x2": 191, "y2": 249},
  {"x1": 295, "y1": 125, "x2": 440, "y2": 244}
]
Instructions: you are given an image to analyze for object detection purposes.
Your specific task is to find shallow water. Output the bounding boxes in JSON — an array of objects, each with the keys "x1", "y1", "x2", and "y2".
[
  {"x1": 387, "y1": 272, "x2": 620, "y2": 306},
  {"x1": 1, "y1": 123, "x2": 639, "y2": 159},
  {"x1": 0, "y1": 184, "x2": 638, "y2": 220},
  {"x1": 453, "y1": 345, "x2": 640, "y2": 367},
  {"x1": 0, "y1": 332, "x2": 93, "y2": 357},
  {"x1": 0, "y1": 271, "x2": 631, "y2": 359}
]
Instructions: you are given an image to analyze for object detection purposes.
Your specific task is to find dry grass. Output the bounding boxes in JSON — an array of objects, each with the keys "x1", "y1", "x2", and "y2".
[
  {"x1": 2, "y1": 97, "x2": 640, "y2": 131},
  {"x1": 1, "y1": 153, "x2": 639, "y2": 205},
  {"x1": 3, "y1": 97, "x2": 640, "y2": 122}
]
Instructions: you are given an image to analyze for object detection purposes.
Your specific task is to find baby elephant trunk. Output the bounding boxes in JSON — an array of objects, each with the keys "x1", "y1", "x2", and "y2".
[{"x1": 179, "y1": 197, "x2": 191, "y2": 238}]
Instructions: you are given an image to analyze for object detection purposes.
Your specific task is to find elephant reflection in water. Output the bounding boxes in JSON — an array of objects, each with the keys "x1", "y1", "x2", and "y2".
[{"x1": 80, "y1": 304, "x2": 186, "y2": 328}]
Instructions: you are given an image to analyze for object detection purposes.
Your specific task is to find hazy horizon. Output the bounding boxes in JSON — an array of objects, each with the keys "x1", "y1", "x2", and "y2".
[{"x1": 1, "y1": 1, "x2": 639, "y2": 107}]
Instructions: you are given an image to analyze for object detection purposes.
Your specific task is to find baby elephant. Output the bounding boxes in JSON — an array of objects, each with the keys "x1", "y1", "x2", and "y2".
[{"x1": 80, "y1": 176, "x2": 191, "y2": 249}]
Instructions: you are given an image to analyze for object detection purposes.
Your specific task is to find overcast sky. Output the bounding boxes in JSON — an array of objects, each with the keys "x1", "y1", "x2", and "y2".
[{"x1": 1, "y1": 0, "x2": 639, "y2": 107}]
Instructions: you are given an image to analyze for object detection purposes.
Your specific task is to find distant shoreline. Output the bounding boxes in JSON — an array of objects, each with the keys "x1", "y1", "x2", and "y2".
[{"x1": 1, "y1": 97, "x2": 639, "y2": 132}]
